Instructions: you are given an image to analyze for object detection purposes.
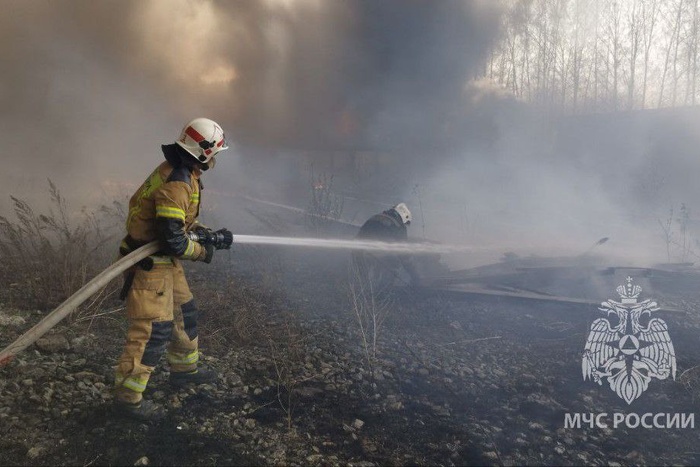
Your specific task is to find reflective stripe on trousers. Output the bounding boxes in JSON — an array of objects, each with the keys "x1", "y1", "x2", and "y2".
[{"x1": 114, "y1": 260, "x2": 198, "y2": 403}]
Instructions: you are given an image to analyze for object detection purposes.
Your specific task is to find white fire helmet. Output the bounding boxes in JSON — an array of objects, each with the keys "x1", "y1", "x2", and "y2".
[
  {"x1": 176, "y1": 118, "x2": 229, "y2": 164},
  {"x1": 392, "y1": 203, "x2": 412, "y2": 225}
]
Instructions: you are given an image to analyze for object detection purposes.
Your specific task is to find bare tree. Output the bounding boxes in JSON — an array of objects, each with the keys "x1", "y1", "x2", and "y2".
[
  {"x1": 658, "y1": 207, "x2": 674, "y2": 263},
  {"x1": 347, "y1": 259, "x2": 394, "y2": 379},
  {"x1": 569, "y1": 0, "x2": 588, "y2": 112},
  {"x1": 532, "y1": 0, "x2": 551, "y2": 107},
  {"x1": 305, "y1": 168, "x2": 344, "y2": 234},
  {"x1": 676, "y1": 203, "x2": 692, "y2": 262},
  {"x1": 640, "y1": 0, "x2": 661, "y2": 108},
  {"x1": 658, "y1": 0, "x2": 684, "y2": 107},
  {"x1": 627, "y1": 0, "x2": 643, "y2": 109},
  {"x1": 603, "y1": 1, "x2": 624, "y2": 111},
  {"x1": 483, "y1": 0, "x2": 700, "y2": 112},
  {"x1": 685, "y1": 0, "x2": 699, "y2": 104}
]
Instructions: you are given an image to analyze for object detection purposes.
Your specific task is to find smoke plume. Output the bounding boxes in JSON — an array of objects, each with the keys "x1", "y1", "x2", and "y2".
[{"x1": 4, "y1": 0, "x2": 699, "y2": 267}]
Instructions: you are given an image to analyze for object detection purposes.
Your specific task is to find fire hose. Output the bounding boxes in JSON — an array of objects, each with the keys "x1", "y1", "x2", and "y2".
[
  {"x1": 0, "y1": 229, "x2": 235, "y2": 366},
  {"x1": 0, "y1": 229, "x2": 472, "y2": 366},
  {"x1": 0, "y1": 241, "x2": 160, "y2": 367}
]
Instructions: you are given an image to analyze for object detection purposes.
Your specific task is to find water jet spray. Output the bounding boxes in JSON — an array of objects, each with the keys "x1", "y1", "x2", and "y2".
[{"x1": 0, "y1": 233, "x2": 484, "y2": 366}]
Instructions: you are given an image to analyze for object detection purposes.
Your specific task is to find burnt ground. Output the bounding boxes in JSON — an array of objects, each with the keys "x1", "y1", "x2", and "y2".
[{"x1": 2, "y1": 247, "x2": 700, "y2": 466}]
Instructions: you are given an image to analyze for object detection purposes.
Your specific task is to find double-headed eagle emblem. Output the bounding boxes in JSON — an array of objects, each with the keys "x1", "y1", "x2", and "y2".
[{"x1": 582, "y1": 277, "x2": 676, "y2": 404}]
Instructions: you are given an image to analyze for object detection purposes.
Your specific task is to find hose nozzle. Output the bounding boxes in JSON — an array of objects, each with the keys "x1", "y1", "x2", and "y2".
[{"x1": 187, "y1": 228, "x2": 233, "y2": 250}]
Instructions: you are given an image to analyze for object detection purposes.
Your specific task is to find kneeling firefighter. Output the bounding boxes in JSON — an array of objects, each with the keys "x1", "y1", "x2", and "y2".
[
  {"x1": 113, "y1": 118, "x2": 233, "y2": 420},
  {"x1": 354, "y1": 203, "x2": 420, "y2": 290}
]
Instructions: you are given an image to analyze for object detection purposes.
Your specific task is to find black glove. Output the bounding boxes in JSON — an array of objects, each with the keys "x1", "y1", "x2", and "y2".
[
  {"x1": 189, "y1": 226, "x2": 216, "y2": 244},
  {"x1": 213, "y1": 228, "x2": 233, "y2": 250},
  {"x1": 202, "y1": 244, "x2": 215, "y2": 263},
  {"x1": 192, "y1": 224, "x2": 211, "y2": 235}
]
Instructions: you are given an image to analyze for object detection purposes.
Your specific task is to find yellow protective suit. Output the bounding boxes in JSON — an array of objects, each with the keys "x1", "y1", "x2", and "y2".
[{"x1": 114, "y1": 148, "x2": 211, "y2": 403}]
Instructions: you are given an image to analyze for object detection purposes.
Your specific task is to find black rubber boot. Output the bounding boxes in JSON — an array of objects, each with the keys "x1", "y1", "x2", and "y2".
[
  {"x1": 113, "y1": 398, "x2": 166, "y2": 422},
  {"x1": 170, "y1": 366, "x2": 219, "y2": 387}
]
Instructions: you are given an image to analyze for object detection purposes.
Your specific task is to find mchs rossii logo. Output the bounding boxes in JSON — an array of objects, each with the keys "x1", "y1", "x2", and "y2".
[
  {"x1": 564, "y1": 277, "x2": 691, "y2": 430},
  {"x1": 582, "y1": 277, "x2": 676, "y2": 404}
]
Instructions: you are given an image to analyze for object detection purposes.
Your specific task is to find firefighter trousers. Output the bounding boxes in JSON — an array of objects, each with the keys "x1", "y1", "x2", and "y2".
[{"x1": 114, "y1": 258, "x2": 200, "y2": 403}]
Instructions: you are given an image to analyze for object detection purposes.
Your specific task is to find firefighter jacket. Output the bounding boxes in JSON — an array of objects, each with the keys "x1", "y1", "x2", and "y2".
[
  {"x1": 357, "y1": 210, "x2": 408, "y2": 242},
  {"x1": 120, "y1": 144, "x2": 207, "y2": 261},
  {"x1": 356, "y1": 210, "x2": 419, "y2": 283}
]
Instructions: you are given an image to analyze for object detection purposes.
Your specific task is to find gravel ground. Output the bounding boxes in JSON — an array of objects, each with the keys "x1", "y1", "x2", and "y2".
[{"x1": 2, "y1": 256, "x2": 700, "y2": 466}]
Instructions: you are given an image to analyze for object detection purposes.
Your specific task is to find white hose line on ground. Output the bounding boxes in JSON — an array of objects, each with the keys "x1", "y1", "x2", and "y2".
[{"x1": 0, "y1": 241, "x2": 160, "y2": 367}]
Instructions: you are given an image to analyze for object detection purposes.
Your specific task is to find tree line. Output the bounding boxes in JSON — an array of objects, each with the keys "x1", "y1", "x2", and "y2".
[{"x1": 482, "y1": 0, "x2": 700, "y2": 113}]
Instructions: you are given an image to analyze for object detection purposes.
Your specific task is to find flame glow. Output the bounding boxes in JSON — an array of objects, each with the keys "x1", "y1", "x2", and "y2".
[
  {"x1": 200, "y1": 65, "x2": 238, "y2": 85},
  {"x1": 132, "y1": 0, "x2": 236, "y2": 88}
]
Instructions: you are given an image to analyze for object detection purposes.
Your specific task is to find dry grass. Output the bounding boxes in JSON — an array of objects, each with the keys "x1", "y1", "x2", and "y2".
[
  {"x1": 196, "y1": 278, "x2": 276, "y2": 349},
  {"x1": 347, "y1": 257, "x2": 394, "y2": 378},
  {"x1": 679, "y1": 365, "x2": 700, "y2": 402},
  {"x1": 0, "y1": 180, "x2": 123, "y2": 317},
  {"x1": 194, "y1": 267, "x2": 314, "y2": 430},
  {"x1": 264, "y1": 313, "x2": 320, "y2": 430}
]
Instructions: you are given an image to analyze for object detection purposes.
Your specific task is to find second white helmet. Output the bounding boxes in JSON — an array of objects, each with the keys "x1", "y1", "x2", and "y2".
[
  {"x1": 392, "y1": 203, "x2": 412, "y2": 225},
  {"x1": 176, "y1": 118, "x2": 229, "y2": 164}
]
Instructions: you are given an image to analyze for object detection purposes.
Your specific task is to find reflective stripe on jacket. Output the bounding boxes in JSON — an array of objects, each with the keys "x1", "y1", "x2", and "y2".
[{"x1": 123, "y1": 160, "x2": 205, "y2": 261}]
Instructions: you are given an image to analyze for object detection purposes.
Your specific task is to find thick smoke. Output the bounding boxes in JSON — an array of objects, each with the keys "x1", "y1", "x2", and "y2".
[
  {"x1": 1, "y1": 0, "x2": 501, "y2": 190},
  {"x1": 2, "y1": 0, "x2": 698, "y2": 267}
]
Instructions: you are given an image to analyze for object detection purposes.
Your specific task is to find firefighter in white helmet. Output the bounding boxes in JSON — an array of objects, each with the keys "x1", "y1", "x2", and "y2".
[
  {"x1": 113, "y1": 118, "x2": 232, "y2": 421},
  {"x1": 354, "y1": 203, "x2": 420, "y2": 290}
]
